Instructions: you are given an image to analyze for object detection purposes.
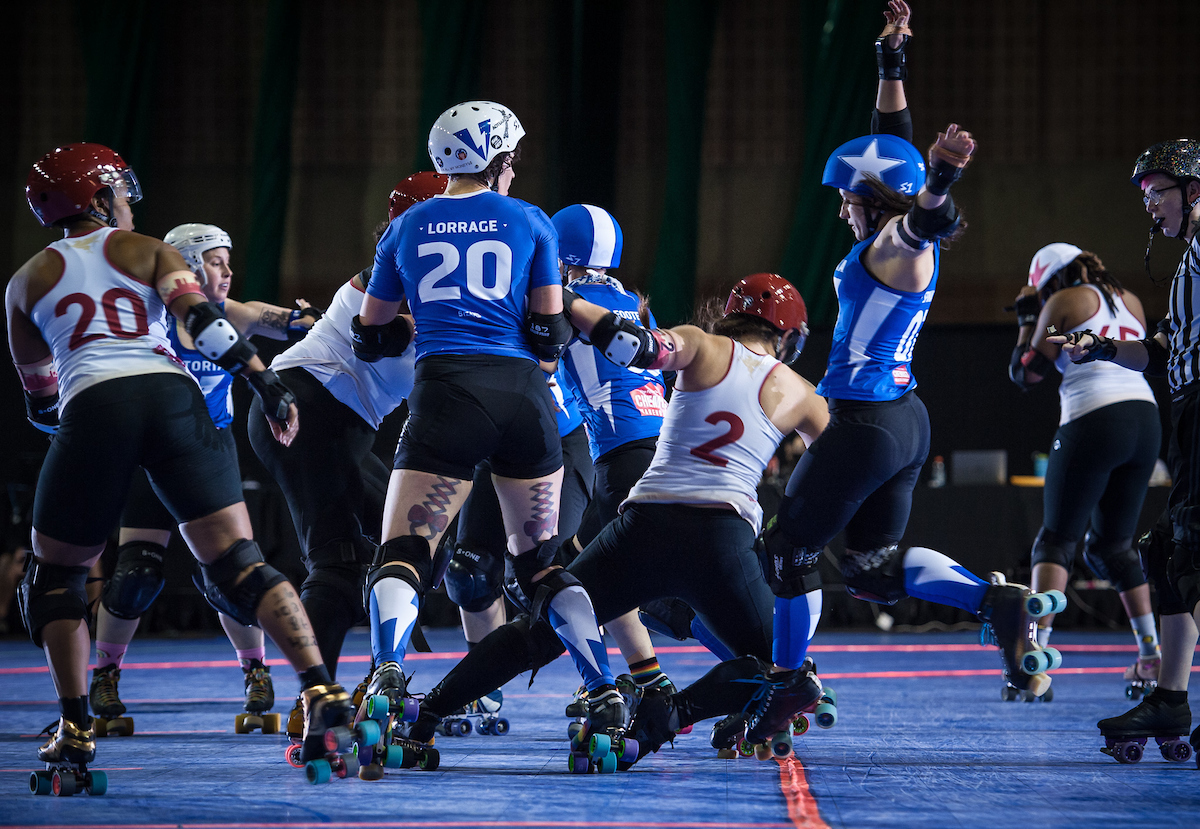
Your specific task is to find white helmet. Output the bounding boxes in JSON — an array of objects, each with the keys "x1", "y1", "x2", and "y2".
[
  {"x1": 1027, "y1": 243, "x2": 1083, "y2": 291},
  {"x1": 164, "y1": 223, "x2": 232, "y2": 286},
  {"x1": 427, "y1": 101, "x2": 525, "y2": 175}
]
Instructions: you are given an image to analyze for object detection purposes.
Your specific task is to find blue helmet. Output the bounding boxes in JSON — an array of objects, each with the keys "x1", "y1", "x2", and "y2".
[
  {"x1": 822, "y1": 134, "x2": 925, "y2": 198},
  {"x1": 552, "y1": 204, "x2": 623, "y2": 269}
]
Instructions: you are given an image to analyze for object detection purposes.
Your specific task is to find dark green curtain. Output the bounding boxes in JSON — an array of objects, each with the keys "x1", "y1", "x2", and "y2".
[
  {"x1": 244, "y1": 0, "x2": 303, "y2": 302},
  {"x1": 412, "y1": 0, "x2": 485, "y2": 174},
  {"x1": 779, "y1": 1, "x2": 880, "y2": 325},
  {"x1": 648, "y1": 0, "x2": 718, "y2": 326},
  {"x1": 76, "y1": 1, "x2": 163, "y2": 219}
]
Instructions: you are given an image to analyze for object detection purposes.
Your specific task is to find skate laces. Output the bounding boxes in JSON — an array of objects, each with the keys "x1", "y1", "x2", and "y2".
[
  {"x1": 979, "y1": 623, "x2": 998, "y2": 647},
  {"x1": 91, "y1": 667, "x2": 122, "y2": 710},
  {"x1": 244, "y1": 665, "x2": 272, "y2": 707}
]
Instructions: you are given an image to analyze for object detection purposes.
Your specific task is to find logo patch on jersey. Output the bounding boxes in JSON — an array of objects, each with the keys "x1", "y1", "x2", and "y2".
[
  {"x1": 630, "y1": 381, "x2": 668, "y2": 418},
  {"x1": 891, "y1": 365, "x2": 911, "y2": 386}
]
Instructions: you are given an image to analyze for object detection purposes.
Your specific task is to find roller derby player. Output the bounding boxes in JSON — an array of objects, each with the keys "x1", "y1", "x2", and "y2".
[
  {"x1": 91, "y1": 221, "x2": 320, "y2": 737},
  {"x1": 401, "y1": 272, "x2": 828, "y2": 772},
  {"x1": 356, "y1": 101, "x2": 621, "y2": 763},
  {"x1": 1008, "y1": 242, "x2": 1161, "y2": 702},
  {"x1": 11, "y1": 143, "x2": 353, "y2": 794},
  {"x1": 1053, "y1": 138, "x2": 1200, "y2": 765}
]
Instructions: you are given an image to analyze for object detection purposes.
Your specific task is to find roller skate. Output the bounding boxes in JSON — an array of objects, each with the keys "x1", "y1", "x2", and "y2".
[
  {"x1": 234, "y1": 660, "x2": 280, "y2": 734},
  {"x1": 30, "y1": 717, "x2": 106, "y2": 797},
  {"x1": 439, "y1": 689, "x2": 508, "y2": 736},
  {"x1": 89, "y1": 665, "x2": 133, "y2": 738},
  {"x1": 567, "y1": 685, "x2": 636, "y2": 774},
  {"x1": 738, "y1": 658, "x2": 835, "y2": 760},
  {"x1": 742, "y1": 661, "x2": 824, "y2": 759},
  {"x1": 1123, "y1": 653, "x2": 1160, "y2": 701},
  {"x1": 286, "y1": 682, "x2": 365, "y2": 784},
  {"x1": 977, "y1": 573, "x2": 1064, "y2": 698},
  {"x1": 1098, "y1": 690, "x2": 1192, "y2": 764},
  {"x1": 351, "y1": 664, "x2": 438, "y2": 780},
  {"x1": 1191, "y1": 724, "x2": 1200, "y2": 769}
]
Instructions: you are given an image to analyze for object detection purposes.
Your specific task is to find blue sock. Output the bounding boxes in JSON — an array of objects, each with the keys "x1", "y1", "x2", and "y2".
[
  {"x1": 902, "y1": 546, "x2": 989, "y2": 613},
  {"x1": 691, "y1": 616, "x2": 735, "y2": 662},
  {"x1": 369, "y1": 579, "x2": 420, "y2": 665},
  {"x1": 546, "y1": 585, "x2": 615, "y2": 692},
  {"x1": 772, "y1": 591, "x2": 822, "y2": 670}
]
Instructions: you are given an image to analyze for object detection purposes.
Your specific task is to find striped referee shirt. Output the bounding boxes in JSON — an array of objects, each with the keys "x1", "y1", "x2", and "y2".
[{"x1": 1163, "y1": 233, "x2": 1200, "y2": 394}]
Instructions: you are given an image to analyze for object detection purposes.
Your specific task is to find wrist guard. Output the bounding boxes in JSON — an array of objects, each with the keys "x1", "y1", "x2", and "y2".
[
  {"x1": 248, "y1": 369, "x2": 295, "y2": 422},
  {"x1": 925, "y1": 141, "x2": 972, "y2": 196},
  {"x1": 24, "y1": 389, "x2": 60, "y2": 434},
  {"x1": 1014, "y1": 294, "x2": 1041, "y2": 327},
  {"x1": 1142, "y1": 335, "x2": 1169, "y2": 377},
  {"x1": 875, "y1": 31, "x2": 910, "y2": 81},
  {"x1": 1065, "y1": 329, "x2": 1117, "y2": 364},
  {"x1": 590, "y1": 312, "x2": 673, "y2": 370},
  {"x1": 288, "y1": 306, "x2": 323, "y2": 332},
  {"x1": 184, "y1": 301, "x2": 257, "y2": 373},
  {"x1": 350, "y1": 314, "x2": 412, "y2": 362},
  {"x1": 525, "y1": 310, "x2": 573, "y2": 361}
]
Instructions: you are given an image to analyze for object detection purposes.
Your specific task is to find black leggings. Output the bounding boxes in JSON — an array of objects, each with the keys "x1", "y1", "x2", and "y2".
[
  {"x1": 574, "y1": 439, "x2": 656, "y2": 547},
  {"x1": 248, "y1": 367, "x2": 390, "y2": 674}
]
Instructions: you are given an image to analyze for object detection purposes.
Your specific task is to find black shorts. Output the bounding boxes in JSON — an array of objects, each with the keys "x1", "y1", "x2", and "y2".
[
  {"x1": 121, "y1": 427, "x2": 238, "y2": 532},
  {"x1": 33, "y1": 373, "x2": 244, "y2": 547},
  {"x1": 575, "y1": 438, "x2": 656, "y2": 547},
  {"x1": 781, "y1": 390, "x2": 930, "y2": 552},
  {"x1": 394, "y1": 355, "x2": 562, "y2": 480}
]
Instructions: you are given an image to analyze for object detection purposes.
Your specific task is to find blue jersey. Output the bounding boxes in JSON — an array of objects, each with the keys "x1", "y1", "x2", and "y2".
[
  {"x1": 561, "y1": 275, "x2": 667, "y2": 460},
  {"x1": 168, "y1": 305, "x2": 234, "y2": 429},
  {"x1": 367, "y1": 190, "x2": 561, "y2": 362},
  {"x1": 547, "y1": 368, "x2": 585, "y2": 437},
  {"x1": 816, "y1": 232, "x2": 939, "y2": 402}
]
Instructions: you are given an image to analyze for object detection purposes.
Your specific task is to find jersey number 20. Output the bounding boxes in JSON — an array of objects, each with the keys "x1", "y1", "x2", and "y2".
[{"x1": 417, "y1": 241, "x2": 514, "y2": 303}]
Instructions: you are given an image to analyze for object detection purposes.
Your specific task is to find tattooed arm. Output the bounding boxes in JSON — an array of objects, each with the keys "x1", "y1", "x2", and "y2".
[{"x1": 223, "y1": 299, "x2": 310, "y2": 340}]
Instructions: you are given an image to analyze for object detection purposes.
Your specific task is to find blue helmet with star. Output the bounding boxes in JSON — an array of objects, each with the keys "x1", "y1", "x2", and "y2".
[{"x1": 822, "y1": 134, "x2": 925, "y2": 198}]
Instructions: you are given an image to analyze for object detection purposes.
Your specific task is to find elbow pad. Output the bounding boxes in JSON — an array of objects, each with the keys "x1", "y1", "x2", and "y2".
[
  {"x1": 525, "y1": 311, "x2": 573, "y2": 361},
  {"x1": 184, "y1": 302, "x2": 257, "y2": 374},
  {"x1": 1143, "y1": 336, "x2": 1169, "y2": 377},
  {"x1": 350, "y1": 315, "x2": 412, "y2": 362},
  {"x1": 590, "y1": 312, "x2": 673, "y2": 370},
  {"x1": 871, "y1": 107, "x2": 913, "y2": 143},
  {"x1": 898, "y1": 195, "x2": 961, "y2": 249},
  {"x1": 1009, "y1": 345, "x2": 1053, "y2": 391}
]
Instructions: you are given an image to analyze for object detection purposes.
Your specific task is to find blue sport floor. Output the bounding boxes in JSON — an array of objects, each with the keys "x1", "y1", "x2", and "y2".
[{"x1": 2, "y1": 627, "x2": 1198, "y2": 829}]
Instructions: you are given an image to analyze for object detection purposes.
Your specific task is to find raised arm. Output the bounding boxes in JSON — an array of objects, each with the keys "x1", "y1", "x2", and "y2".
[{"x1": 873, "y1": 0, "x2": 913, "y2": 141}]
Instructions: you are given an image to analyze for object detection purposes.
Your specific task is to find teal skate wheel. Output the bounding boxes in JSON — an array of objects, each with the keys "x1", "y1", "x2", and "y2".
[
  {"x1": 815, "y1": 702, "x2": 837, "y2": 729},
  {"x1": 568, "y1": 752, "x2": 590, "y2": 773},
  {"x1": 366, "y1": 694, "x2": 391, "y2": 720},
  {"x1": 86, "y1": 770, "x2": 107, "y2": 796},
  {"x1": 381, "y1": 745, "x2": 407, "y2": 769},
  {"x1": 305, "y1": 758, "x2": 332, "y2": 784},
  {"x1": 771, "y1": 731, "x2": 793, "y2": 758},
  {"x1": 1021, "y1": 649, "x2": 1052, "y2": 675},
  {"x1": 1045, "y1": 590, "x2": 1067, "y2": 614},
  {"x1": 820, "y1": 687, "x2": 837, "y2": 706},
  {"x1": 29, "y1": 770, "x2": 51, "y2": 795},
  {"x1": 1025, "y1": 593, "x2": 1053, "y2": 617},
  {"x1": 589, "y1": 733, "x2": 612, "y2": 760},
  {"x1": 597, "y1": 752, "x2": 617, "y2": 774},
  {"x1": 356, "y1": 719, "x2": 382, "y2": 747},
  {"x1": 1042, "y1": 647, "x2": 1063, "y2": 671}
]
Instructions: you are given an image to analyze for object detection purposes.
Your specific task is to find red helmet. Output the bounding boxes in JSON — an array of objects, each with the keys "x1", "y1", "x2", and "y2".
[
  {"x1": 388, "y1": 171, "x2": 449, "y2": 222},
  {"x1": 724, "y1": 273, "x2": 809, "y2": 364},
  {"x1": 26, "y1": 143, "x2": 142, "y2": 228}
]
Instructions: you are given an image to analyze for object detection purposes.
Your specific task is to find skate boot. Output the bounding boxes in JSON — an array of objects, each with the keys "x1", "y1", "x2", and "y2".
[
  {"x1": 626, "y1": 676, "x2": 698, "y2": 766},
  {"x1": 977, "y1": 572, "x2": 1064, "y2": 697},
  {"x1": 360, "y1": 660, "x2": 420, "y2": 724},
  {"x1": 742, "y1": 663, "x2": 824, "y2": 759},
  {"x1": 441, "y1": 689, "x2": 507, "y2": 736},
  {"x1": 1098, "y1": 690, "x2": 1192, "y2": 764},
  {"x1": 89, "y1": 665, "x2": 133, "y2": 738},
  {"x1": 292, "y1": 682, "x2": 363, "y2": 785},
  {"x1": 568, "y1": 685, "x2": 635, "y2": 774},
  {"x1": 234, "y1": 660, "x2": 280, "y2": 734},
  {"x1": 1123, "y1": 652, "x2": 1160, "y2": 701},
  {"x1": 31, "y1": 717, "x2": 106, "y2": 796}
]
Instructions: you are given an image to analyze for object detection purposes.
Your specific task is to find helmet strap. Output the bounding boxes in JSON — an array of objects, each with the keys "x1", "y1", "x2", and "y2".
[
  {"x1": 1144, "y1": 219, "x2": 1167, "y2": 287},
  {"x1": 85, "y1": 191, "x2": 118, "y2": 228}
]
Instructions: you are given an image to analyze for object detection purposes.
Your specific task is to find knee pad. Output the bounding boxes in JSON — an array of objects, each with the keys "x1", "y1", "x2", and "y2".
[
  {"x1": 505, "y1": 536, "x2": 564, "y2": 614},
  {"x1": 300, "y1": 561, "x2": 365, "y2": 609},
  {"x1": 840, "y1": 545, "x2": 906, "y2": 605},
  {"x1": 364, "y1": 536, "x2": 431, "y2": 607},
  {"x1": 1082, "y1": 534, "x2": 1145, "y2": 593},
  {"x1": 756, "y1": 523, "x2": 823, "y2": 599},
  {"x1": 1140, "y1": 518, "x2": 1190, "y2": 616},
  {"x1": 101, "y1": 541, "x2": 167, "y2": 621},
  {"x1": 18, "y1": 557, "x2": 90, "y2": 648},
  {"x1": 445, "y1": 546, "x2": 504, "y2": 614},
  {"x1": 1031, "y1": 528, "x2": 1076, "y2": 571},
  {"x1": 510, "y1": 558, "x2": 584, "y2": 625},
  {"x1": 198, "y1": 539, "x2": 288, "y2": 627},
  {"x1": 1167, "y1": 544, "x2": 1200, "y2": 614}
]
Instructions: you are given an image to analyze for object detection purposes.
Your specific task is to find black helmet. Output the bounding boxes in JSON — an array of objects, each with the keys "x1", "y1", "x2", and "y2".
[{"x1": 1131, "y1": 138, "x2": 1200, "y2": 186}]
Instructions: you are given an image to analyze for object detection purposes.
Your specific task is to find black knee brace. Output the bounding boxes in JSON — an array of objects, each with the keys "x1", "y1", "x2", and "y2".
[
  {"x1": 364, "y1": 536, "x2": 431, "y2": 608},
  {"x1": 1139, "y1": 516, "x2": 1189, "y2": 616},
  {"x1": 1082, "y1": 533, "x2": 1146, "y2": 593},
  {"x1": 756, "y1": 521, "x2": 823, "y2": 599},
  {"x1": 509, "y1": 538, "x2": 582, "y2": 623},
  {"x1": 445, "y1": 546, "x2": 504, "y2": 614},
  {"x1": 101, "y1": 541, "x2": 167, "y2": 620},
  {"x1": 1031, "y1": 527, "x2": 1076, "y2": 571},
  {"x1": 841, "y1": 545, "x2": 907, "y2": 605},
  {"x1": 197, "y1": 539, "x2": 288, "y2": 627},
  {"x1": 302, "y1": 538, "x2": 372, "y2": 572},
  {"x1": 18, "y1": 556, "x2": 90, "y2": 648}
]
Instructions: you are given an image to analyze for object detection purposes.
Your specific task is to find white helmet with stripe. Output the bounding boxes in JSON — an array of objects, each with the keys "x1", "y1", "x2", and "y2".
[
  {"x1": 551, "y1": 204, "x2": 623, "y2": 269},
  {"x1": 427, "y1": 101, "x2": 524, "y2": 175}
]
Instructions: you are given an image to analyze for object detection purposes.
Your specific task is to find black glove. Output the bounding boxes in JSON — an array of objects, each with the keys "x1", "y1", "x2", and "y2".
[
  {"x1": 1064, "y1": 329, "x2": 1118, "y2": 364},
  {"x1": 248, "y1": 369, "x2": 295, "y2": 422},
  {"x1": 1014, "y1": 294, "x2": 1041, "y2": 327},
  {"x1": 351, "y1": 315, "x2": 412, "y2": 362}
]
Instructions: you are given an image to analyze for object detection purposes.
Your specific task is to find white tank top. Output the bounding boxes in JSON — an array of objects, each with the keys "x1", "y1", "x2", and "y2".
[
  {"x1": 29, "y1": 228, "x2": 190, "y2": 408},
  {"x1": 1053, "y1": 284, "x2": 1156, "y2": 424},
  {"x1": 622, "y1": 340, "x2": 786, "y2": 535},
  {"x1": 271, "y1": 276, "x2": 415, "y2": 429}
]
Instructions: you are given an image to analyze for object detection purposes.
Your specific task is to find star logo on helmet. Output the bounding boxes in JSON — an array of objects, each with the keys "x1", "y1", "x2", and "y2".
[
  {"x1": 1029, "y1": 258, "x2": 1052, "y2": 288},
  {"x1": 837, "y1": 139, "x2": 905, "y2": 189}
]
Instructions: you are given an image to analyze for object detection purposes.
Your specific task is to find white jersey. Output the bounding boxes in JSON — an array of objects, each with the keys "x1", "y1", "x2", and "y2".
[
  {"x1": 623, "y1": 340, "x2": 786, "y2": 535},
  {"x1": 1053, "y1": 284, "x2": 1156, "y2": 424},
  {"x1": 28, "y1": 227, "x2": 190, "y2": 408},
  {"x1": 271, "y1": 276, "x2": 414, "y2": 429}
]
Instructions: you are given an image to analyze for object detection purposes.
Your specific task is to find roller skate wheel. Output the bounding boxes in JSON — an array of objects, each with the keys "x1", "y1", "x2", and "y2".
[
  {"x1": 337, "y1": 753, "x2": 361, "y2": 779},
  {"x1": 261, "y1": 713, "x2": 281, "y2": 734},
  {"x1": 1160, "y1": 739, "x2": 1192, "y2": 763},
  {"x1": 1001, "y1": 684, "x2": 1020, "y2": 701},
  {"x1": 815, "y1": 702, "x2": 838, "y2": 729},
  {"x1": 1042, "y1": 647, "x2": 1063, "y2": 671},
  {"x1": 1021, "y1": 650, "x2": 1052, "y2": 675},
  {"x1": 1044, "y1": 590, "x2": 1067, "y2": 613},
  {"x1": 567, "y1": 720, "x2": 587, "y2": 744},
  {"x1": 589, "y1": 733, "x2": 612, "y2": 760},
  {"x1": 85, "y1": 770, "x2": 108, "y2": 796},
  {"x1": 52, "y1": 769, "x2": 76, "y2": 797},
  {"x1": 359, "y1": 762, "x2": 384, "y2": 781},
  {"x1": 30, "y1": 770, "x2": 52, "y2": 795},
  {"x1": 380, "y1": 745, "x2": 408, "y2": 769},
  {"x1": 1125, "y1": 684, "x2": 1141, "y2": 701},
  {"x1": 754, "y1": 742, "x2": 773, "y2": 761},
  {"x1": 305, "y1": 758, "x2": 333, "y2": 784},
  {"x1": 451, "y1": 718, "x2": 471, "y2": 736},
  {"x1": 417, "y1": 748, "x2": 440, "y2": 771},
  {"x1": 398, "y1": 697, "x2": 421, "y2": 723},
  {"x1": 477, "y1": 718, "x2": 491, "y2": 735},
  {"x1": 568, "y1": 752, "x2": 590, "y2": 773},
  {"x1": 1025, "y1": 591, "x2": 1059, "y2": 618},
  {"x1": 491, "y1": 717, "x2": 510, "y2": 736},
  {"x1": 716, "y1": 748, "x2": 738, "y2": 760},
  {"x1": 92, "y1": 719, "x2": 107, "y2": 738},
  {"x1": 597, "y1": 752, "x2": 617, "y2": 774},
  {"x1": 365, "y1": 694, "x2": 391, "y2": 720},
  {"x1": 1114, "y1": 741, "x2": 1144, "y2": 764},
  {"x1": 771, "y1": 731, "x2": 794, "y2": 758},
  {"x1": 356, "y1": 718, "x2": 382, "y2": 747},
  {"x1": 324, "y1": 725, "x2": 353, "y2": 753},
  {"x1": 792, "y1": 715, "x2": 810, "y2": 736},
  {"x1": 615, "y1": 737, "x2": 639, "y2": 763},
  {"x1": 285, "y1": 743, "x2": 305, "y2": 768},
  {"x1": 736, "y1": 738, "x2": 755, "y2": 758},
  {"x1": 820, "y1": 687, "x2": 837, "y2": 706},
  {"x1": 234, "y1": 713, "x2": 253, "y2": 734}
]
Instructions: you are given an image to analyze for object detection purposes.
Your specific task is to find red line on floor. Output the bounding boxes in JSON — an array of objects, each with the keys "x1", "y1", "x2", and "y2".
[
  {"x1": 778, "y1": 756, "x2": 830, "y2": 829},
  {"x1": 0, "y1": 822, "x2": 795, "y2": 829}
]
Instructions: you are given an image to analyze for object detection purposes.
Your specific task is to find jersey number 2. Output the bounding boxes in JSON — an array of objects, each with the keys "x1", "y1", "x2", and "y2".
[
  {"x1": 690, "y1": 411, "x2": 744, "y2": 467},
  {"x1": 55, "y1": 289, "x2": 149, "y2": 351}
]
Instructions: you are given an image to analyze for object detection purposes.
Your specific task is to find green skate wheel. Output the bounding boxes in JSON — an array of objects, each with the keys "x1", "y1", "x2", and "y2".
[
  {"x1": 305, "y1": 758, "x2": 332, "y2": 784},
  {"x1": 793, "y1": 715, "x2": 809, "y2": 736},
  {"x1": 86, "y1": 770, "x2": 108, "y2": 796},
  {"x1": 356, "y1": 719, "x2": 382, "y2": 747},
  {"x1": 366, "y1": 694, "x2": 391, "y2": 720},
  {"x1": 1042, "y1": 647, "x2": 1063, "y2": 671},
  {"x1": 417, "y1": 748, "x2": 440, "y2": 771},
  {"x1": 815, "y1": 702, "x2": 837, "y2": 729},
  {"x1": 1022, "y1": 649, "x2": 1052, "y2": 675},
  {"x1": 30, "y1": 770, "x2": 52, "y2": 795},
  {"x1": 568, "y1": 752, "x2": 590, "y2": 773},
  {"x1": 589, "y1": 733, "x2": 612, "y2": 760},
  {"x1": 597, "y1": 752, "x2": 617, "y2": 774}
]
